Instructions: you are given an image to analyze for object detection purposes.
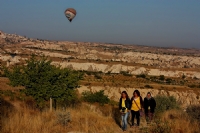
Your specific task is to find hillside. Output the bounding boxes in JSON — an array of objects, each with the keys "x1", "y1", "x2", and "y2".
[
  {"x1": 0, "y1": 30, "x2": 200, "y2": 107},
  {"x1": 1, "y1": 30, "x2": 200, "y2": 133},
  {"x1": 1, "y1": 30, "x2": 200, "y2": 74}
]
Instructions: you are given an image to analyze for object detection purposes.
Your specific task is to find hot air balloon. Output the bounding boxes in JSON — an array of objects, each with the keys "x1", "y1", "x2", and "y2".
[{"x1": 64, "y1": 8, "x2": 77, "y2": 22}]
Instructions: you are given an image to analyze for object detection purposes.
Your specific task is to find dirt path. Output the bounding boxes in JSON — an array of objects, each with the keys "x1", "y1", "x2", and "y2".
[{"x1": 114, "y1": 116, "x2": 148, "y2": 133}]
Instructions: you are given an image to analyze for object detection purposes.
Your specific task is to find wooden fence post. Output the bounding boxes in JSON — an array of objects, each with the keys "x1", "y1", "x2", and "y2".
[{"x1": 50, "y1": 97, "x2": 52, "y2": 112}]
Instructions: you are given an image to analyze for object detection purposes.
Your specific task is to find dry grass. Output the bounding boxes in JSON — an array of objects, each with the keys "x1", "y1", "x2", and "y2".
[
  {"x1": 1, "y1": 108, "x2": 67, "y2": 133},
  {"x1": 0, "y1": 77, "x2": 23, "y2": 90},
  {"x1": 67, "y1": 104, "x2": 121, "y2": 133},
  {"x1": 1, "y1": 97, "x2": 200, "y2": 133},
  {"x1": 1, "y1": 100, "x2": 121, "y2": 133},
  {"x1": 157, "y1": 110, "x2": 200, "y2": 133}
]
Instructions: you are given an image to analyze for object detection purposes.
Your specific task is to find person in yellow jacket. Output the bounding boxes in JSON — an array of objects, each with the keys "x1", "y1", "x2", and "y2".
[
  {"x1": 130, "y1": 90, "x2": 144, "y2": 127},
  {"x1": 119, "y1": 91, "x2": 131, "y2": 131}
]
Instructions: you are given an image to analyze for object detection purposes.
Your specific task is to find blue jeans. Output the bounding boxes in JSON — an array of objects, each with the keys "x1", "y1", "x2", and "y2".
[{"x1": 121, "y1": 112, "x2": 130, "y2": 131}]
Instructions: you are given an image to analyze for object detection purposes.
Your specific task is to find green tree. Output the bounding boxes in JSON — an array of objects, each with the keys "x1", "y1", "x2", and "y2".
[{"x1": 4, "y1": 56, "x2": 83, "y2": 109}]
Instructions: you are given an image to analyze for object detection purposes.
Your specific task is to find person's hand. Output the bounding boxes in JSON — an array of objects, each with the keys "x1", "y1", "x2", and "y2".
[{"x1": 121, "y1": 112, "x2": 125, "y2": 115}]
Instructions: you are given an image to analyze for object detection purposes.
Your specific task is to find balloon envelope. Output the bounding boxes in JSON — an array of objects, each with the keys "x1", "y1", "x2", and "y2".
[{"x1": 64, "y1": 8, "x2": 77, "y2": 22}]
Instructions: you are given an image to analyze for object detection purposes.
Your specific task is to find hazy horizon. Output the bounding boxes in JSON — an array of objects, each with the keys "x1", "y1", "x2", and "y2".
[{"x1": 0, "y1": 0, "x2": 200, "y2": 49}]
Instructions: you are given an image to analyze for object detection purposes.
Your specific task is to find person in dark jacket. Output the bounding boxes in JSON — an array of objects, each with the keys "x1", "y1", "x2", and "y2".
[
  {"x1": 130, "y1": 90, "x2": 144, "y2": 127},
  {"x1": 144, "y1": 92, "x2": 156, "y2": 123},
  {"x1": 119, "y1": 91, "x2": 131, "y2": 131}
]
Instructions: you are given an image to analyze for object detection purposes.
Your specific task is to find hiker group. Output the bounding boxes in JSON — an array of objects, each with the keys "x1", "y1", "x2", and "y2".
[{"x1": 119, "y1": 90, "x2": 156, "y2": 131}]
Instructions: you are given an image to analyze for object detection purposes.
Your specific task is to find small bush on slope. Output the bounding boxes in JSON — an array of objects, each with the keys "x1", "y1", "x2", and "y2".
[
  {"x1": 154, "y1": 95, "x2": 179, "y2": 116},
  {"x1": 81, "y1": 90, "x2": 110, "y2": 105},
  {"x1": 186, "y1": 105, "x2": 200, "y2": 122}
]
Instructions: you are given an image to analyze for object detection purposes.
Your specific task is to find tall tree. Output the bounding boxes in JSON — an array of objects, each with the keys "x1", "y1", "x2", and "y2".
[{"x1": 5, "y1": 56, "x2": 83, "y2": 109}]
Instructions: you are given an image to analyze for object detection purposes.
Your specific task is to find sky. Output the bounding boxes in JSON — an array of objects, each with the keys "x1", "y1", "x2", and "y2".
[{"x1": 0, "y1": 0, "x2": 200, "y2": 48}]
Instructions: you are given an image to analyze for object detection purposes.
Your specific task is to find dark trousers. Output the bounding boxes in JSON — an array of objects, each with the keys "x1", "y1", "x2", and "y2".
[
  {"x1": 145, "y1": 110, "x2": 154, "y2": 122},
  {"x1": 131, "y1": 110, "x2": 140, "y2": 126}
]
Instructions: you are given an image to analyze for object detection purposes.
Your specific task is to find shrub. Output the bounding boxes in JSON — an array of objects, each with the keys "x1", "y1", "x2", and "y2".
[
  {"x1": 106, "y1": 71, "x2": 111, "y2": 75},
  {"x1": 144, "y1": 84, "x2": 153, "y2": 88},
  {"x1": 109, "y1": 100, "x2": 118, "y2": 106},
  {"x1": 136, "y1": 74, "x2": 146, "y2": 78},
  {"x1": 120, "y1": 71, "x2": 132, "y2": 76},
  {"x1": 166, "y1": 78, "x2": 172, "y2": 84},
  {"x1": 188, "y1": 84, "x2": 196, "y2": 88},
  {"x1": 159, "y1": 75, "x2": 165, "y2": 81},
  {"x1": 56, "y1": 111, "x2": 71, "y2": 125},
  {"x1": 82, "y1": 90, "x2": 110, "y2": 105},
  {"x1": 182, "y1": 74, "x2": 186, "y2": 79},
  {"x1": 154, "y1": 95, "x2": 179, "y2": 116},
  {"x1": 186, "y1": 105, "x2": 200, "y2": 122},
  {"x1": 196, "y1": 95, "x2": 199, "y2": 99},
  {"x1": 94, "y1": 73, "x2": 102, "y2": 79}
]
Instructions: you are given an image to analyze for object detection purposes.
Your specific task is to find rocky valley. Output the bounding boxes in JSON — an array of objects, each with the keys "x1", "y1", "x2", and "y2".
[{"x1": 0, "y1": 30, "x2": 200, "y2": 107}]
